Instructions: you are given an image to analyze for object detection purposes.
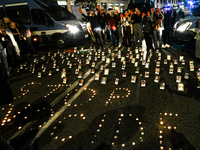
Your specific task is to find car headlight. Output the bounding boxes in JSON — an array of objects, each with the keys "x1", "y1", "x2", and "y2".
[
  {"x1": 66, "y1": 24, "x2": 79, "y2": 33},
  {"x1": 176, "y1": 22, "x2": 192, "y2": 32}
]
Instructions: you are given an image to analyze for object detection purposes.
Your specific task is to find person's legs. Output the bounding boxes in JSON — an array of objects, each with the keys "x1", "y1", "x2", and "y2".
[
  {"x1": 158, "y1": 29, "x2": 163, "y2": 50},
  {"x1": 144, "y1": 32, "x2": 152, "y2": 50},
  {"x1": 110, "y1": 30, "x2": 115, "y2": 47},
  {"x1": 167, "y1": 29, "x2": 171, "y2": 46},
  {"x1": 127, "y1": 26, "x2": 132, "y2": 47},
  {"x1": 153, "y1": 30, "x2": 158, "y2": 49},
  {"x1": 133, "y1": 24, "x2": 138, "y2": 46},
  {"x1": 163, "y1": 30, "x2": 167, "y2": 45},
  {"x1": 114, "y1": 29, "x2": 119, "y2": 47},
  {"x1": 137, "y1": 24, "x2": 143, "y2": 47},
  {"x1": 123, "y1": 26, "x2": 128, "y2": 47}
]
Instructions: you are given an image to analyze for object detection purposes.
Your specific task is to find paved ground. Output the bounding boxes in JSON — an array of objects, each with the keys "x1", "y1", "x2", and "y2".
[{"x1": 1, "y1": 37, "x2": 200, "y2": 150}]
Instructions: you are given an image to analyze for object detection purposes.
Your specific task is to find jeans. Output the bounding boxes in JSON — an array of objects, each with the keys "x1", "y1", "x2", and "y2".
[
  {"x1": 163, "y1": 29, "x2": 170, "y2": 45},
  {"x1": 133, "y1": 23, "x2": 143, "y2": 47},
  {"x1": 144, "y1": 32, "x2": 153, "y2": 50},
  {"x1": 153, "y1": 29, "x2": 163, "y2": 50},
  {"x1": 93, "y1": 28, "x2": 104, "y2": 48},
  {"x1": 110, "y1": 29, "x2": 119, "y2": 47}
]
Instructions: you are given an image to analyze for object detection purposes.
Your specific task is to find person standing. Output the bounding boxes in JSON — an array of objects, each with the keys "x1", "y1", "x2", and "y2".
[
  {"x1": 121, "y1": 10, "x2": 132, "y2": 48},
  {"x1": 142, "y1": 11, "x2": 153, "y2": 50},
  {"x1": 170, "y1": 7, "x2": 176, "y2": 29},
  {"x1": 8, "y1": 22, "x2": 24, "y2": 55},
  {"x1": 132, "y1": 7, "x2": 143, "y2": 48},
  {"x1": 0, "y1": 41, "x2": 14, "y2": 150},
  {"x1": 151, "y1": 7, "x2": 156, "y2": 49},
  {"x1": 82, "y1": 8, "x2": 96, "y2": 43},
  {"x1": 100, "y1": 9, "x2": 108, "y2": 44},
  {"x1": 79, "y1": 6, "x2": 104, "y2": 49},
  {"x1": 152, "y1": 8, "x2": 164, "y2": 50},
  {"x1": 162, "y1": 8, "x2": 171, "y2": 48},
  {"x1": 102, "y1": 10, "x2": 120, "y2": 48},
  {"x1": 16, "y1": 20, "x2": 37, "y2": 56},
  {"x1": 0, "y1": 22, "x2": 20, "y2": 68}
]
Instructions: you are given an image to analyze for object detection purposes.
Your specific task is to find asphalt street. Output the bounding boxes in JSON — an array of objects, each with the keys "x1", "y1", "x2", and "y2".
[{"x1": 1, "y1": 37, "x2": 200, "y2": 150}]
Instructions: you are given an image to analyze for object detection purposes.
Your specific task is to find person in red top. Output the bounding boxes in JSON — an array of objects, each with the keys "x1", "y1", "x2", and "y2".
[{"x1": 102, "y1": 10, "x2": 120, "y2": 48}]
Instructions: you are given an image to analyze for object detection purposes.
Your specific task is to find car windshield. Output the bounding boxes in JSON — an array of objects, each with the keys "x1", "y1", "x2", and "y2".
[
  {"x1": 44, "y1": 7, "x2": 76, "y2": 21},
  {"x1": 34, "y1": 0, "x2": 76, "y2": 21}
]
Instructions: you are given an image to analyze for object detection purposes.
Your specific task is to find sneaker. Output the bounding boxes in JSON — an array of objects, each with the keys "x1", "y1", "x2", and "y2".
[
  {"x1": 166, "y1": 44, "x2": 170, "y2": 48},
  {"x1": 162, "y1": 44, "x2": 166, "y2": 48}
]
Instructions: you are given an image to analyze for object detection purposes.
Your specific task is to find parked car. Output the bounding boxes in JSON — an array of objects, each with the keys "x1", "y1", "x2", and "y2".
[{"x1": 173, "y1": 6, "x2": 200, "y2": 46}]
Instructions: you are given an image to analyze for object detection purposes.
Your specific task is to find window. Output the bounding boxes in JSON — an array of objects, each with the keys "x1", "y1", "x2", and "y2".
[
  {"x1": 0, "y1": 8, "x2": 5, "y2": 19},
  {"x1": 31, "y1": 9, "x2": 51, "y2": 25},
  {"x1": 101, "y1": 3, "x2": 107, "y2": 13},
  {"x1": 5, "y1": 6, "x2": 31, "y2": 24}
]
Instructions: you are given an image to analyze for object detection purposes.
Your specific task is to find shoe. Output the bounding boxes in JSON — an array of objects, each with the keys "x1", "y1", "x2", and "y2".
[
  {"x1": 166, "y1": 44, "x2": 170, "y2": 48},
  {"x1": 162, "y1": 44, "x2": 166, "y2": 48},
  {"x1": 118, "y1": 43, "x2": 121, "y2": 48}
]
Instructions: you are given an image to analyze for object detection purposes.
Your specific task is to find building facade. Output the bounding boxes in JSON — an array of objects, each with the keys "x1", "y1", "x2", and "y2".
[{"x1": 97, "y1": 0, "x2": 128, "y2": 13}]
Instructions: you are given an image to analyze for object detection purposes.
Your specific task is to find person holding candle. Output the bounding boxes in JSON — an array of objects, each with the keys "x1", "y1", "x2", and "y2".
[{"x1": 101, "y1": 10, "x2": 120, "y2": 48}]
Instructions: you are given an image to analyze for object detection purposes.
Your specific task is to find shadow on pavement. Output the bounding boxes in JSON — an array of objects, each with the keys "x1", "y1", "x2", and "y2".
[{"x1": 170, "y1": 130, "x2": 196, "y2": 150}]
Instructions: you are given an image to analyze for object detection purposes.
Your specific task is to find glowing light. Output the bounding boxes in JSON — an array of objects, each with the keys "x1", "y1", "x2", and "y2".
[{"x1": 160, "y1": 121, "x2": 164, "y2": 125}]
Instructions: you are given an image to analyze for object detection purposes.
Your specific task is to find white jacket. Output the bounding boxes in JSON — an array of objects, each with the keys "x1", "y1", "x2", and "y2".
[{"x1": 5, "y1": 28, "x2": 20, "y2": 57}]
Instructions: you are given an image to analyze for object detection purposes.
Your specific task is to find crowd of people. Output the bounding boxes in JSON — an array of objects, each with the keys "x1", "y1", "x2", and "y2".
[
  {"x1": 79, "y1": 6, "x2": 179, "y2": 51},
  {"x1": 0, "y1": 17, "x2": 37, "y2": 76}
]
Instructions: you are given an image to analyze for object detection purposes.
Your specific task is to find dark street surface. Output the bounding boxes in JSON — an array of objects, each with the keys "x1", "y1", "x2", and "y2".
[{"x1": 1, "y1": 37, "x2": 200, "y2": 150}]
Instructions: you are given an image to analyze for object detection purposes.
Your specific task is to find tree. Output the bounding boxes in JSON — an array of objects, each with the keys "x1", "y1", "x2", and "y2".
[{"x1": 74, "y1": 0, "x2": 98, "y2": 9}]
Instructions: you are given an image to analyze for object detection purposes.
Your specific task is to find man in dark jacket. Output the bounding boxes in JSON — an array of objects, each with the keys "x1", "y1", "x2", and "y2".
[
  {"x1": 163, "y1": 8, "x2": 171, "y2": 48},
  {"x1": 79, "y1": 7, "x2": 104, "y2": 49},
  {"x1": 132, "y1": 7, "x2": 142, "y2": 47},
  {"x1": 142, "y1": 11, "x2": 153, "y2": 50}
]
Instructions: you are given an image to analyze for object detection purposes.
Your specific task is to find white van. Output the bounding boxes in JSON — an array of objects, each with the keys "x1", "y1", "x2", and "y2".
[{"x1": 0, "y1": 0, "x2": 90, "y2": 48}]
